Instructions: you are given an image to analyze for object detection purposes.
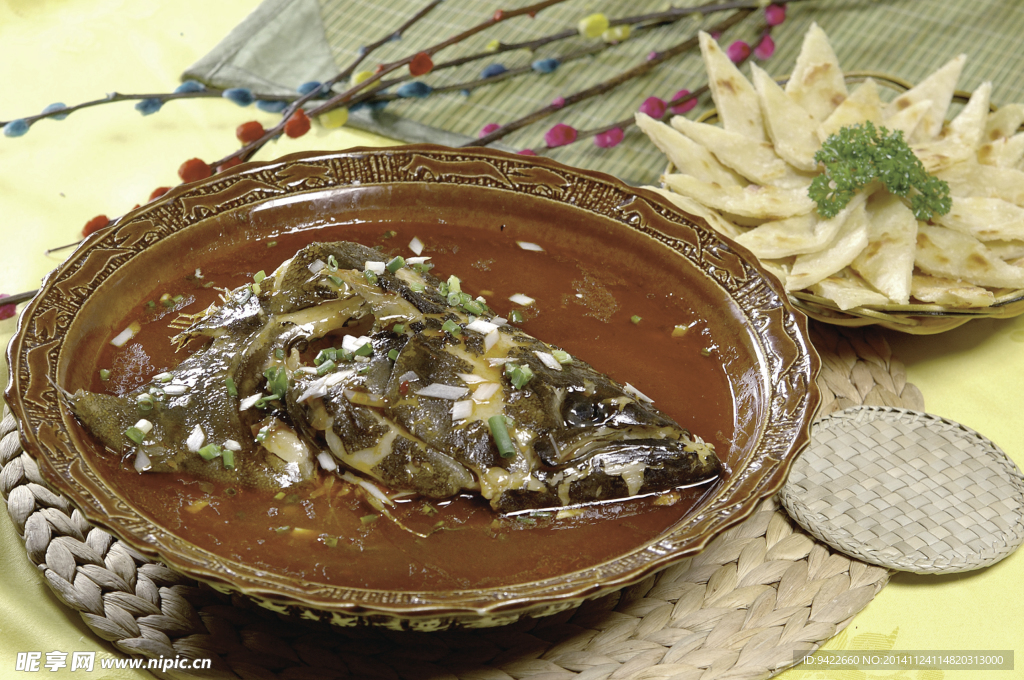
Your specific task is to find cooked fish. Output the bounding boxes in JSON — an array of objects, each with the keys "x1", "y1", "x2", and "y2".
[{"x1": 66, "y1": 241, "x2": 721, "y2": 512}]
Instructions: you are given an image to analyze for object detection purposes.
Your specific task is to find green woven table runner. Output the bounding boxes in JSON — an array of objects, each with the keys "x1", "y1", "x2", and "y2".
[{"x1": 184, "y1": 0, "x2": 1024, "y2": 186}]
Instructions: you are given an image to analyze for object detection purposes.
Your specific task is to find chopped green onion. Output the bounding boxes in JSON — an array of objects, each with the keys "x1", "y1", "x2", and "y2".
[
  {"x1": 357, "y1": 364, "x2": 372, "y2": 375},
  {"x1": 701, "y1": 347, "x2": 712, "y2": 357},
  {"x1": 254, "y1": 270, "x2": 266, "y2": 283},
  {"x1": 441, "y1": 319, "x2": 461, "y2": 336},
  {"x1": 225, "y1": 376, "x2": 238, "y2": 397},
  {"x1": 314, "y1": 348, "x2": 336, "y2": 366},
  {"x1": 323, "y1": 536, "x2": 339, "y2": 548},
  {"x1": 361, "y1": 514, "x2": 379, "y2": 525},
  {"x1": 338, "y1": 348, "x2": 354, "y2": 362},
  {"x1": 631, "y1": 315, "x2": 642, "y2": 324},
  {"x1": 274, "y1": 491, "x2": 286, "y2": 500},
  {"x1": 447, "y1": 275, "x2": 462, "y2": 293},
  {"x1": 160, "y1": 293, "x2": 174, "y2": 307},
  {"x1": 265, "y1": 366, "x2": 288, "y2": 396},
  {"x1": 438, "y1": 282, "x2": 449, "y2": 296},
  {"x1": 551, "y1": 349, "x2": 572, "y2": 365},
  {"x1": 363, "y1": 270, "x2": 378, "y2": 285},
  {"x1": 221, "y1": 449, "x2": 235, "y2": 469},
  {"x1": 409, "y1": 281, "x2": 425, "y2": 292},
  {"x1": 274, "y1": 348, "x2": 285, "y2": 360},
  {"x1": 327, "y1": 255, "x2": 339, "y2": 271},
  {"x1": 387, "y1": 349, "x2": 399, "y2": 361},
  {"x1": 124, "y1": 426, "x2": 145, "y2": 444},
  {"x1": 386, "y1": 256, "x2": 405, "y2": 273},
  {"x1": 354, "y1": 342, "x2": 373, "y2": 357},
  {"x1": 447, "y1": 292, "x2": 462, "y2": 306},
  {"x1": 266, "y1": 241, "x2": 278, "y2": 248},
  {"x1": 198, "y1": 444, "x2": 222, "y2": 460},
  {"x1": 99, "y1": 369, "x2": 111, "y2": 381},
  {"x1": 508, "y1": 310, "x2": 524, "y2": 324},
  {"x1": 275, "y1": 525, "x2": 291, "y2": 533},
  {"x1": 509, "y1": 364, "x2": 534, "y2": 389},
  {"x1": 392, "y1": 323, "x2": 405, "y2": 334},
  {"x1": 154, "y1": 372, "x2": 173, "y2": 383},
  {"x1": 146, "y1": 300, "x2": 156, "y2": 309},
  {"x1": 488, "y1": 415, "x2": 515, "y2": 458},
  {"x1": 316, "y1": 359, "x2": 337, "y2": 375},
  {"x1": 327, "y1": 274, "x2": 343, "y2": 286},
  {"x1": 462, "y1": 299, "x2": 486, "y2": 316},
  {"x1": 410, "y1": 262, "x2": 433, "y2": 273},
  {"x1": 251, "y1": 283, "x2": 261, "y2": 296},
  {"x1": 136, "y1": 393, "x2": 154, "y2": 411}
]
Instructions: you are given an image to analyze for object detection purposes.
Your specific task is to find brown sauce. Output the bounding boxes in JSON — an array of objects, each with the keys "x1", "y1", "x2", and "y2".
[{"x1": 87, "y1": 223, "x2": 736, "y2": 591}]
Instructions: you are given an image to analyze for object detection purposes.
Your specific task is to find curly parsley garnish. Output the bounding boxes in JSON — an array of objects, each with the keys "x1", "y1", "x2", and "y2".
[{"x1": 808, "y1": 121, "x2": 952, "y2": 221}]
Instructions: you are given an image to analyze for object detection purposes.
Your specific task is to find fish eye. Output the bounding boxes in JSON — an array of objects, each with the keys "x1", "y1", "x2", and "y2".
[{"x1": 563, "y1": 395, "x2": 610, "y2": 427}]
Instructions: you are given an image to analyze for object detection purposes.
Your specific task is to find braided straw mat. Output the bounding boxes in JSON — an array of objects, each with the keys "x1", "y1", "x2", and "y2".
[{"x1": 1, "y1": 323, "x2": 920, "y2": 680}]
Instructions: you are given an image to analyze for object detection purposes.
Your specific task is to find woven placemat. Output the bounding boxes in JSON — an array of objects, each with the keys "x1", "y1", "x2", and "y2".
[
  {"x1": 779, "y1": 406, "x2": 1024, "y2": 574},
  {"x1": 1, "y1": 323, "x2": 909, "y2": 679}
]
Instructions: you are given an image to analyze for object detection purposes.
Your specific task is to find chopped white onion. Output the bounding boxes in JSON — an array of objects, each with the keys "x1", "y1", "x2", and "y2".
[
  {"x1": 341, "y1": 472, "x2": 394, "y2": 507},
  {"x1": 364, "y1": 261, "x2": 386, "y2": 274},
  {"x1": 486, "y1": 357, "x2": 510, "y2": 367},
  {"x1": 517, "y1": 241, "x2": 544, "y2": 252},
  {"x1": 194, "y1": 268, "x2": 203, "y2": 279},
  {"x1": 295, "y1": 366, "x2": 318, "y2": 375},
  {"x1": 342, "y1": 334, "x2": 373, "y2": 353},
  {"x1": 163, "y1": 384, "x2": 189, "y2": 396},
  {"x1": 406, "y1": 256, "x2": 430, "y2": 265},
  {"x1": 484, "y1": 328, "x2": 499, "y2": 352},
  {"x1": 509, "y1": 293, "x2": 535, "y2": 306},
  {"x1": 408, "y1": 237, "x2": 424, "y2": 255},
  {"x1": 415, "y1": 383, "x2": 470, "y2": 400},
  {"x1": 451, "y1": 399, "x2": 474, "y2": 421},
  {"x1": 134, "y1": 450, "x2": 151, "y2": 472},
  {"x1": 134, "y1": 419, "x2": 154, "y2": 436},
  {"x1": 491, "y1": 316, "x2": 508, "y2": 326},
  {"x1": 397, "y1": 370, "x2": 420, "y2": 383},
  {"x1": 297, "y1": 370, "x2": 352, "y2": 402},
  {"x1": 110, "y1": 323, "x2": 139, "y2": 348},
  {"x1": 317, "y1": 451, "x2": 338, "y2": 472},
  {"x1": 534, "y1": 351, "x2": 562, "y2": 371},
  {"x1": 624, "y1": 382, "x2": 654, "y2": 403},
  {"x1": 472, "y1": 382, "x2": 500, "y2": 402},
  {"x1": 223, "y1": 439, "x2": 242, "y2": 452},
  {"x1": 186, "y1": 425, "x2": 205, "y2": 452},
  {"x1": 239, "y1": 393, "x2": 263, "y2": 411},
  {"x1": 457, "y1": 373, "x2": 487, "y2": 384},
  {"x1": 307, "y1": 259, "x2": 326, "y2": 274},
  {"x1": 466, "y1": 318, "x2": 498, "y2": 335}
]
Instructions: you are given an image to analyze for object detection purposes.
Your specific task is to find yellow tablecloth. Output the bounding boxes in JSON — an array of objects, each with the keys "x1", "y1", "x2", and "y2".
[{"x1": 0, "y1": 2, "x2": 1020, "y2": 678}]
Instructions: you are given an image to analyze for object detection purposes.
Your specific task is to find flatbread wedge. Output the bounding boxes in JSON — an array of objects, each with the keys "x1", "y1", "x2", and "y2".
[
  {"x1": 883, "y1": 54, "x2": 966, "y2": 141},
  {"x1": 915, "y1": 224, "x2": 1024, "y2": 288},
  {"x1": 785, "y1": 22, "x2": 848, "y2": 123},
  {"x1": 850, "y1": 193, "x2": 918, "y2": 304},
  {"x1": 750, "y1": 63, "x2": 824, "y2": 171},
  {"x1": 698, "y1": 31, "x2": 767, "y2": 142}
]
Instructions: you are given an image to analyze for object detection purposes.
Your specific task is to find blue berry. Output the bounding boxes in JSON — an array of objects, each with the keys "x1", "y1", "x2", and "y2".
[
  {"x1": 175, "y1": 80, "x2": 205, "y2": 94},
  {"x1": 460, "y1": 89, "x2": 471, "y2": 97},
  {"x1": 397, "y1": 82, "x2": 432, "y2": 98},
  {"x1": 350, "y1": 99, "x2": 389, "y2": 113},
  {"x1": 297, "y1": 81, "x2": 324, "y2": 96},
  {"x1": 256, "y1": 100, "x2": 288, "y2": 113},
  {"x1": 481, "y1": 63, "x2": 507, "y2": 79},
  {"x1": 42, "y1": 103, "x2": 70, "y2": 120},
  {"x1": 3, "y1": 119, "x2": 29, "y2": 137},
  {"x1": 531, "y1": 58, "x2": 560, "y2": 74},
  {"x1": 135, "y1": 98, "x2": 163, "y2": 116},
  {"x1": 223, "y1": 88, "x2": 255, "y2": 106}
]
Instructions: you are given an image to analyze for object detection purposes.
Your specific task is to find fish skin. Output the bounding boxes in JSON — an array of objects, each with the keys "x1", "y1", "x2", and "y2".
[{"x1": 66, "y1": 241, "x2": 721, "y2": 511}]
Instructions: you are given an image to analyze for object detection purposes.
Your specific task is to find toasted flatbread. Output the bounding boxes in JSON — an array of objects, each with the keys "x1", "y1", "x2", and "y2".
[
  {"x1": 661, "y1": 173, "x2": 816, "y2": 220},
  {"x1": 850, "y1": 193, "x2": 918, "y2": 304},
  {"x1": 821, "y1": 78, "x2": 882, "y2": 138},
  {"x1": 983, "y1": 102, "x2": 1024, "y2": 142},
  {"x1": 911, "y1": 274, "x2": 995, "y2": 307},
  {"x1": 750, "y1": 63, "x2": 823, "y2": 171},
  {"x1": 698, "y1": 31, "x2": 767, "y2": 142},
  {"x1": 883, "y1": 54, "x2": 966, "y2": 141},
  {"x1": 810, "y1": 271, "x2": 891, "y2": 310},
  {"x1": 785, "y1": 22, "x2": 848, "y2": 123},
  {"x1": 642, "y1": 185, "x2": 744, "y2": 239},
  {"x1": 932, "y1": 196, "x2": 1024, "y2": 242},
  {"x1": 938, "y1": 161, "x2": 1024, "y2": 206},
  {"x1": 635, "y1": 113, "x2": 744, "y2": 186},
  {"x1": 786, "y1": 200, "x2": 870, "y2": 291},
  {"x1": 915, "y1": 224, "x2": 1024, "y2": 288},
  {"x1": 978, "y1": 132, "x2": 1024, "y2": 168}
]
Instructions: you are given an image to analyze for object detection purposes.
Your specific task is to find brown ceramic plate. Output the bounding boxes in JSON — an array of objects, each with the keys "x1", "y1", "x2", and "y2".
[{"x1": 5, "y1": 145, "x2": 819, "y2": 629}]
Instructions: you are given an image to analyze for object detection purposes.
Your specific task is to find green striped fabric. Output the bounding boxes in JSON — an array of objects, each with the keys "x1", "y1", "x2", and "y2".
[{"x1": 186, "y1": 0, "x2": 1024, "y2": 186}]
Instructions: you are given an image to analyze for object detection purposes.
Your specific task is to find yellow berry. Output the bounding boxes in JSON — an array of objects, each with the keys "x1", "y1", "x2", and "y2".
[
  {"x1": 351, "y1": 70, "x2": 375, "y2": 87},
  {"x1": 602, "y1": 25, "x2": 630, "y2": 43},
  {"x1": 577, "y1": 13, "x2": 609, "y2": 39},
  {"x1": 318, "y1": 107, "x2": 349, "y2": 129},
  {"x1": 485, "y1": 38, "x2": 501, "y2": 52}
]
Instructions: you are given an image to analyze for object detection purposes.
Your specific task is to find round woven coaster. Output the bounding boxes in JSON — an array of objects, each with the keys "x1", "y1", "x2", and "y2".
[
  {"x1": 779, "y1": 406, "x2": 1024, "y2": 574},
  {"x1": 2, "y1": 323, "x2": 899, "y2": 679}
]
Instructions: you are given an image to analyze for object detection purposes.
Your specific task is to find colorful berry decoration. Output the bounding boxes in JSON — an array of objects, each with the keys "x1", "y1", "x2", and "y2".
[
  {"x1": 42, "y1": 103, "x2": 69, "y2": 120},
  {"x1": 481, "y1": 63, "x2": 507, "y2": 78},
  {"x1": 670, "y1": 89, "x2": 697, "y2": 114},
  {"x1": 397, "y1": 81, "x2": 432, "y2": 98},
  {"x1": 638, "y1": 96, "x2": 667, "y2": 118},
  {"x1": 82, "y1": 215, "x2": 110, "y2": 237},
  {"x1": 531, "y1": 58, "x2": 560, "y2": 74},
  {"x1": 485, "y1": 39, "x2": 501, "y2": 52},
  {"x1": 148, "y1": 187, "x2": 171, "y2": 201},
  {"x1": 409, "y1": 52, "x2": 433, "y2": 76},
  {"x1": 298, "y1": 81, "x2": 325, "y2": 96},
  {"x1": 175, "y1": 80, "x2": 205, "y2": 94},
  {"x1": 517, "y1": 149, "x2": 537, "y2": 156},
  {"x1": 223, "y1": 88, "x2": 255, "y2": 106},
  {"x1": 602, "y1": 25, "x2": 630, "y2": 43},
  {"x1": 284, "y1": 109, "x2": 311, "y2": 138},
  {"x1": 319, "y1": 107, "x2": 349, "y2": 129},
  {"x1": 754, "y1": 34, "x2": 776, "y2": 60},
  {"x1": 178, "y1": 158, "x2": 212, "y2": 183},
  {"x1": 727, "y1": 40, "x2": 751, "y2": 63},
  {"x1": 578, "y1": 13, "x2": 609, "y2": 38},
  {"x1": 479, "y1": 123, "x2": 501, "y2": 138},
  {"x1": 544, "y1": 123, "x2": 577, "y2": 148},
  {"x1": 493, "y1": 9, "x2": 505, "y2": 21},
  {"x1": 594, "y1": 127, "x2": 624, "y2": 148},
  {"x1": 217, "y1": 156, "x2": 244, "y2": 173},
  {"x1": 135, "y1": 98, "x2": 163, "y2": 116},
  {"x1": 765, "y1": 4, "x2": 786, "y2": 26},
  {"x1": 3, "y1": 119, "x2": 29, "y2": 137},
  {"x1": 351, "y1": 70, "x2": 375, "y2": 86},
  {"x1": 256, "y1": 100, "x2": 288, "y2": 113},
  {"x1": 0, "y1": 294, "x2": 16, "y2": 321},
  {"x1": 551, "y1": 96, "x2": 566, "y2": 109},
  {"x1": 236, "y1": 120, "x2": 265, "y2": 144}
]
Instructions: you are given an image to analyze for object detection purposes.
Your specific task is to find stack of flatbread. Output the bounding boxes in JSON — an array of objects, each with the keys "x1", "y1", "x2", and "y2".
[{"x1": 639, "y1": 24, "x2": 1024, "y2": 310}]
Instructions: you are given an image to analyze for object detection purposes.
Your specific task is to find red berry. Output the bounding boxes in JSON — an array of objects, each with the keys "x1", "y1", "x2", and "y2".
[
  {"x1": 82, "y1": 214, "x2": 109, "y2": 237},
  {"x1": 178, "y1": 158, "x2": 212, "y2": 183},
  {"x1": 670, "y1": 89, "x2": 697, "y2": 115},
  {"x1": 493, "y1": 9, "x2": 504, "y2": 21},
  {"x1": 0, "y1": 294, "x2": 15, "y2": 321},
  {"x1": 148, "y1": 186, "x2": 170, "y2": 201},
  {"x1": 727, "y1": 40, "x2": 751, "y2": 63},
  {"x1": 409, "y1": 52, "x2": 433, "y2": 76},
  {"x1": 765, "y1": 4, "x2": 786, "y2": 26},
  {"x1": 638, "y1": 96, "x2": 667, "y2": 118},
  {"x1": 284, "y1": 109, "x2": 311, "y2": 138},
  {"x1": 236, "y1": 120, "x2": 265, "y2": 144},
  {"x1": 544, "y1": 123, "x2": 577, "y2": 148},
  {"x1": 754, "y1": 34, "x2": 776, "y2": 60},
  {"x1": 217, "y1": 156, "x2": 244, "y2": 173},
  {"x1": 594, "y1": 127, "x2": 624, "y2": 148}
]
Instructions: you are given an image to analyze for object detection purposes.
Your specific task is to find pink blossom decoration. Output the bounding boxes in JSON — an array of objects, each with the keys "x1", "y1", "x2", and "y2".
[
  {"x1": 0, "y1": 294, "x2": 15, "y2": 321},
  {"x1": 726, "y1": 40, "x2": 751, "y2": 63},
  {"x1": 647, "y1": 50, "x2": 659, "y2": 61},
  {"x1": 517, "y1": 149, "x2": 537, "y2": 155},
  {"x1": 754, "y1": 34, "x2": 775, "y2": 60},
  {"x1": 670, "y1": 89, "x2": 697, "y2": 114},
  {"x1": 594, "y1": 127, "x2": 624, "y2": 148},
  {"x1": 544, "y1": 123, "x2": 577, "y2": 148},
  {"x1": 765, "y1": 4, "x2": 786, "y2": 26},
  {"x1": 479, "y1": 122, "x2": 501, "y2": 138},
  {"x1": 551, "y1": 96, "x2": 566, "y2": 109},
  {"x1": 638, "y1": 96, "x2": 666, "y2": 118}
]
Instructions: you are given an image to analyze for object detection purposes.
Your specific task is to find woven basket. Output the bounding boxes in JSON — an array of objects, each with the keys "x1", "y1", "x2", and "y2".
[{"x1": 672, "y1": 72, "x2": 1024, "y2": 335}]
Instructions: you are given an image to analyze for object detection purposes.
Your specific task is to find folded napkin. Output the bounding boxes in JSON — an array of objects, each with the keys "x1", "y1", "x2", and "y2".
[{"x1": 184, "y1": 0, "x2": 1024, "y2": 187}]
